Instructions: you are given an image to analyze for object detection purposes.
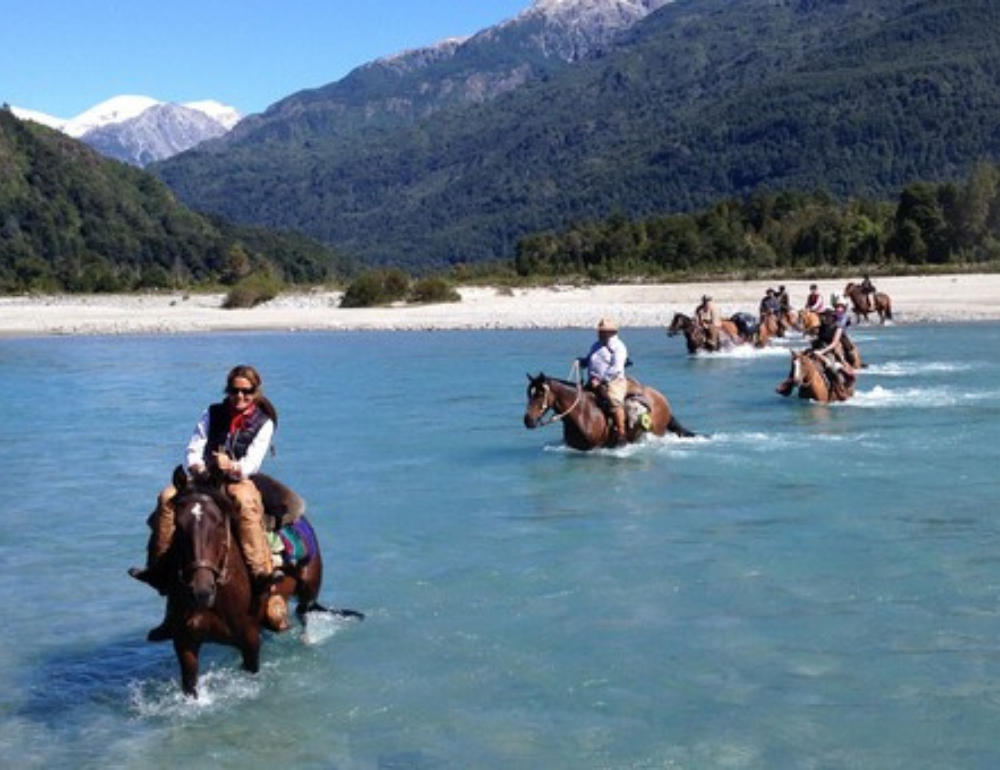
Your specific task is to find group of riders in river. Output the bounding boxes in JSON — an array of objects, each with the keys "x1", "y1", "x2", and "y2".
[
  {"x1": 672, "y1": 277, "x2": 890, "y2": 356},
  {"x1": 666, "y1": 278, "x2": 890, "y2": 402},
  {"x1": 526, "y1": 276, "x2": 891, "y2": 452}
]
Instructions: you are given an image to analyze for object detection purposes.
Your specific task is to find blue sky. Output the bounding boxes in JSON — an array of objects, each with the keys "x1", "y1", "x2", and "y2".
[{"x1": 3, "y1": 0, "x2": 531, "y2": 119}]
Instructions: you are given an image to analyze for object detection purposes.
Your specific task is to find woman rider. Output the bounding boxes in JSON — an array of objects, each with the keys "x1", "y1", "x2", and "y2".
[
  {"x1": 812, "y1": 308, "x2": 856, "y2": 385},
  {"x1": 129, "y1": 365, "x2": 283, "y2": 639}
]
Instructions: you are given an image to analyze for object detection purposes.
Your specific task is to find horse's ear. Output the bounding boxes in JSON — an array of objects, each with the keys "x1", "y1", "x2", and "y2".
[{"x1": 173, "y1": 464, "x2": 188, "y2": 491}]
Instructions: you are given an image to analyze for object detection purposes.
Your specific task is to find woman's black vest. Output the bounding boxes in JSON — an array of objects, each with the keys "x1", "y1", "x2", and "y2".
[{"x1": 205, "y1": 402, "x2": 269, "y2": 462}]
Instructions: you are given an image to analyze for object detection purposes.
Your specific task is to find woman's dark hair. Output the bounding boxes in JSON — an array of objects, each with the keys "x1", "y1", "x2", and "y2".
[{"x1": 226, "y1": 364, "x2": 278, "y2": 427}]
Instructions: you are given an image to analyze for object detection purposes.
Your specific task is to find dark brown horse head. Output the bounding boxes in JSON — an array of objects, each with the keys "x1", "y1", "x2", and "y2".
[
  {"x1": 666, "y1": 313, "x2": 705, "y2": 353},
  {"x1": 666, "y1": 312, "x2": 692, "y2": 337},
  {"x1": 843, "y1": 282, "x2": 865, "y2": 309},
  {"x1": 524, "y1": 373, "x2": 555, "y2": 428},
  {"x1": 171, "y1": 466, "x2": 235, "y2": 609}
]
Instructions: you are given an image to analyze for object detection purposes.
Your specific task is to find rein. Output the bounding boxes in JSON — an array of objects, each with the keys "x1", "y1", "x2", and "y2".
[
  {"x1": 539, "y1": 361, "x2": 584, "y2": 425},
  {"x1": 181, "y1": 494, "x2": 233, "y2": 585}
]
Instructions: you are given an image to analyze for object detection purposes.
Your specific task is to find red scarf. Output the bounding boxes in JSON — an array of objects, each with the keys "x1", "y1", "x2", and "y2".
[{"x1": 228, "y1": 402, "x2": 257, "y2": 437}]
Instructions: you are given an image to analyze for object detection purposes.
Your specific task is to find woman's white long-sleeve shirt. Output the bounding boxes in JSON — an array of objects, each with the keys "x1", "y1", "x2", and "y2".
[{"x1": 184, "y1": 409, "x2": 274, "y2": 479}]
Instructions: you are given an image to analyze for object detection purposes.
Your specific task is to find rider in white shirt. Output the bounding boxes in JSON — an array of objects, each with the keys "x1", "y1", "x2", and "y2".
[{"x1": 587, "y1": 318, "x2": 629, "y2": 445}]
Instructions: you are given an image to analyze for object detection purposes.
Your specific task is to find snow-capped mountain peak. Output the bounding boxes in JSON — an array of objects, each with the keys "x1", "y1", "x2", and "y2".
[
  {"x1": 524, "y1": 0, "x2": 675, "y2": 23},
  {"x1": 181, "y1": 100, "x2": 242, "y2": 131},
  {"x1": 8, "y1": 106, "x2": 65, "y2": 130},
  {"x1": 10, "y1": 95, "x2": 243, "y2": 166},
  {"x1": 63, "y1": 95, "x2": 161, "y2": 137}
]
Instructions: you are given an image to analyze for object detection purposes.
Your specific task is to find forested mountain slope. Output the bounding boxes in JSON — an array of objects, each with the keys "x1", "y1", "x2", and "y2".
[
  {"x1": 155, "y1": 0, "x2": 1000, "y2": 271},
  {"x1": 0, "y1": 109, "x2": 348, "y2": 292}
]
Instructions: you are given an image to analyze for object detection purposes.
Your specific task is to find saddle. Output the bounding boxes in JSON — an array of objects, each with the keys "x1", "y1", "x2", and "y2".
[
  {"x1": 266, "y1": 516, "x2": 319, "y2": 569},
  {"x1": 252, "y1": 474, "x2": 318, "y2": 570},
  {"x1": 623, "y1": 382, "x2": 654, "y2": 431}
]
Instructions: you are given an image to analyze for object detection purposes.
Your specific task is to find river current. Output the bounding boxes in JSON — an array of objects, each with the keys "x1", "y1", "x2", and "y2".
[{"x1": 1, "y1": 322, "x2": 998, "y2": 768}]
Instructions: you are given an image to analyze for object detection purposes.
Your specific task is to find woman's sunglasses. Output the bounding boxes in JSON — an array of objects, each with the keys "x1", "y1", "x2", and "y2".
[{"x1": 227, "y1": 386, "x2": 257, "y2": 396}]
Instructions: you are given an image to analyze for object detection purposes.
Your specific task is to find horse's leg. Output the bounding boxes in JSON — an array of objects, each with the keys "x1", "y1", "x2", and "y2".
[
  {"x1": 294, "y1": 555, "x2": 324, "y2": 624},
  {"x1": 174, "y1": 637, "x2": 202, "y2": 698},
  {"x1": 238, "y1": 625, "x2": 262, "y2": 674}
]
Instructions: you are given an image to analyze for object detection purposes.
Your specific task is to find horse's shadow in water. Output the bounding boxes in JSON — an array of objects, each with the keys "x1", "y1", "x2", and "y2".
[
  {"x1": 14, "y1": 618, "x2": 322, "y2": 727},
  {"x1": 13, "y1": 633, "x2": 183, "y2": 727}
]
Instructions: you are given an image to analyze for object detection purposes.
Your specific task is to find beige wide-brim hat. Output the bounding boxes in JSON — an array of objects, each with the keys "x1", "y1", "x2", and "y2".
[{"x1": 597, "y1": 318, "x2": 618, "y2": 332}]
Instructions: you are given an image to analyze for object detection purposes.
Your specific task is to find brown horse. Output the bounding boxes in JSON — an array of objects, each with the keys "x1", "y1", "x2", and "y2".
[
  {"x1": 756, "y1": 309, "x2": 798, "y2": 346},
  {"x1": 795, "y1": 309, "x2": 821, "y2": 337},
  {"x1": 666, "y1": 313, "x2": 748, "y2": 354},
  {"x1": 755, "y1": 312, "x2": 782, "y2": 347},
  {"x1": 844, "y1": 282, "x2": 893, "y2": 324},
  {"x1": 776, "y1": 350, "x2": 855, "y2": 403},
  {"x1": 524, "y1": 373, "x2": 695, "y2": 450},
  {"x1": 156, "y1": 466, "x2": 362, "y2": 697}
]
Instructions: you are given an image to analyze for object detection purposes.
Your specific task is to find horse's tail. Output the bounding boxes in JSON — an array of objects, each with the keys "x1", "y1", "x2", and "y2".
[
  {"x1": 303, "y1": 600, "x2": 365, "y2": 621},
  {"x1": 667, "y1": 414, "x2": 696, "y2": 438},
  {"x1": 883, "y1": 296, "x2": 893, "y2": 320}
]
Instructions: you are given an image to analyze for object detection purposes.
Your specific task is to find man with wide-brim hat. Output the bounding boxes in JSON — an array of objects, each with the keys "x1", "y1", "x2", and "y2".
[
  {"x1": 694, "y1": 294, "x2": 722, "y2": 351},
  {"x1": 586, "y1": 317, "x2": 629, "y2": 445}
]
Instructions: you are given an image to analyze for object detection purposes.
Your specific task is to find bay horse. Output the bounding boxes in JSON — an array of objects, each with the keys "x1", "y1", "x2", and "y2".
[
  {"x1": 155, "y1": 466, "x2": 362, "y2": 697},
  {"x1": 776, "y1": 350, "x2": 855, "y2": 403},
  {"x1": 666, "y1": 312, "x2": 748, "y2": 354},
  {"x1": 523, "y1": 373, "x2": 695, "y2": 450},
  {"x1": 844, "y1": 282, "x2": 893, "y2": 324}
]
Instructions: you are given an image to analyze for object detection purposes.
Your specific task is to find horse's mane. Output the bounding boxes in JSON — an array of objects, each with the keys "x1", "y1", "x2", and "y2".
[{"x1": 173, "y1": 477, "x2": 236, "y2": 521}]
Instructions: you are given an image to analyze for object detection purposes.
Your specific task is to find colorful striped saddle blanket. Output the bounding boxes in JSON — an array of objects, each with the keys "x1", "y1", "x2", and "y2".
[{"x1": 266, "y1": 516, "x2": 319, "y2": 568}]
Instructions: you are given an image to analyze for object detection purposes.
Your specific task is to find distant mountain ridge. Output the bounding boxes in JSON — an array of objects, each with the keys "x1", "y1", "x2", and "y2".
[
  {"x1": 150, "y1": 0, "x2": 1000, "y2": 270},
  {"x1": 11, "y1": 95, "x2": 241, "y2": 166},
  {"x1": 221, "y1": 0, "x2": 672, "y2": 145}
]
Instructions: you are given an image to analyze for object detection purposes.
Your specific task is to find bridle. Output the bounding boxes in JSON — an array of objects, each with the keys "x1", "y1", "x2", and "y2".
[
  {"x1": 179, "y1": 494, "x2": 233, "y2": 585},
  {"x1": 532, "y1": 379, "x2": 584, "y2": 425}
]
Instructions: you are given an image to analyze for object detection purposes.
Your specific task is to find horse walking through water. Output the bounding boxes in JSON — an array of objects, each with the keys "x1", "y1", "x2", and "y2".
[
  {"x1": 795, "y1": 309, "x2": 821, "y2": 337},
  {"x1": 666, "y1": 312, "x2": 749, "y2": 354},
  {"x1": 523, "y1": 373, "x2": 695, "y2": 450},
  {"x1": 153, "y1": 466, "x2": 362, "y2": 697},
  {"x1": 844, "y1": 282, "x2": 893, "y2": 324},
  {"x1": 776, "y1": 350, "x2": 855, "y2": 403}
]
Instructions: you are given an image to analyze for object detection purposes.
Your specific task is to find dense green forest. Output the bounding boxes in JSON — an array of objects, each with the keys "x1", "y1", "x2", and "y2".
[
  {"x1": 0, "y1": 109, "x2": 352, "y2": 293},
  {"x1": 155, "y1": 0, "x2": 1000, "y2": 272},
  {"x1": 510, "y1": 162, "x2": 1000, "y2": 280}
]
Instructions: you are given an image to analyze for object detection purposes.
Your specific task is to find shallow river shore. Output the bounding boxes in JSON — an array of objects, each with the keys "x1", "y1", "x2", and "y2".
[{"x1": 0, "y1": 274, "x2": 996, "y2": 336}]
